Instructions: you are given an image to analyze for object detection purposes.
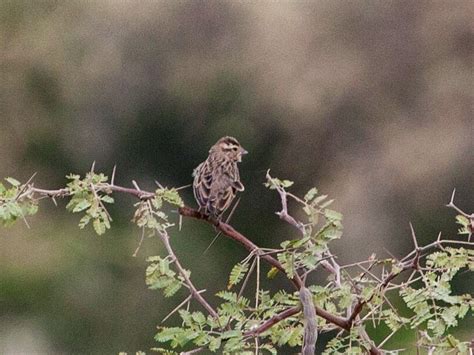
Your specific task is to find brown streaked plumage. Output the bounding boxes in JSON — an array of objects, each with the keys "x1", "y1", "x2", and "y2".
[{"x1": 193, "y1": 136, "x2": 247, "y2": 219}]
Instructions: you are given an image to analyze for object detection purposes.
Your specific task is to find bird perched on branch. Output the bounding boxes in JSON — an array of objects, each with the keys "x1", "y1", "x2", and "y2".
[{"x1": 193, "y1": 136, "x2": 247, "y2": 220}]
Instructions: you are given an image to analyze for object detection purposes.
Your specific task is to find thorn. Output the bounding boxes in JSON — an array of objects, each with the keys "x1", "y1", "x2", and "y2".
[
  {"x1": 90, "y1": 161, "x2": 96, "y2": 173},
  {"x1": 265, "y1": 169, "x2": 271, "y2": 180},
  {"x1": 21, "y1": 213, "x2": 30, "y2": 229},
  {"x1": 154, "y1": 180, "x2": 164, "y2": 189},
  {"x1": 52, "y1": 196, "x2": 58, "y2": 206},
  {"x1": 179, "y1": 214, "x2": 183, "y2": 231},
  {"x1": 436, "y1": 232, "x2": 442, "y2": 243},
  {"x1": 24, "y1": 172, "x2": 37, "y2": 186},
  {"x1": 175, "y1": 184, "x2": 192, "y2": 191},
  {"x1": 448, "y1": 188, "x2": 456, "y2": 205},
  {"x1": 202, "y1": 232, "x2": 222, "y2": 254},
  {"x1": 409, "y1": 222, "x2": 419, "y2": 250},
  {"x1": 202, "y1": 197, "x2": 241, "y2": 254},
  {"x1": 132, "y1": 180, "x2": 141, "y2": 191},
  {"x1": 111, "y1": 165, "x2": 117, "y2": 186}
]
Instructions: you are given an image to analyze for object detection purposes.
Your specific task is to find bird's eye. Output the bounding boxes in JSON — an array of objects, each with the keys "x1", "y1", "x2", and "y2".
[{"x1": 232, "y1": 147, "x2": 238, "y2": 151}]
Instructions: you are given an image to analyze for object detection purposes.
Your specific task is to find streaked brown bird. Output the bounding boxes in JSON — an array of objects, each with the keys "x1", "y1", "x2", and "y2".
[{"x1": 193, "y1": 136, "x2": 247, "y2": 219}]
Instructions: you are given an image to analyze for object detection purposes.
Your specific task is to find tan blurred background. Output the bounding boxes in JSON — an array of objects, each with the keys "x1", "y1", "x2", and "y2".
[{"x1": 1, "y1": 1, "x2": 472, "y2": 353}]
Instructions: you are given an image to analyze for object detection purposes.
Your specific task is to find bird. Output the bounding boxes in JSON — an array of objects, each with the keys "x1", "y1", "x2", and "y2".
[{"x1": 193, "y1": 136, "x2": 247, "y2": 220}]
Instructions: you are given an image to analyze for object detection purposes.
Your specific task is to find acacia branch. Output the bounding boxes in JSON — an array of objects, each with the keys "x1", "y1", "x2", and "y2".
[
  {"x1": 266, "y1": 173, "x2": 384, "y2": 354},
  {"x1": 26, "y1": 180, "x2": 354, "y2": 331},
  {"x1": 29, "y1": 184, "x2": 154, "y2": 200},
  {"x1": 24, "y1": 177, "x2": 472, "y2": 351},
  {"x1": 178, "y1": 206, "x2": 353, "y2": 330},
  {"x1": 178, "y1": 206, "x2": 304, "y2": 290}
]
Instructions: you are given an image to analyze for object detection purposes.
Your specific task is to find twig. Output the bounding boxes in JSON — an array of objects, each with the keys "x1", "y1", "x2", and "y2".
[
  {"x1": 266, "y1": 171, "x2": 306, "y2": 235},
  {"x1": 238, "y1": 257, "x2": 257, "y2": 300},
  {"x1": 133, "y1": 227, "x2": 146, "y2": 257},
  {"x1": 162, "y1": 290, "x2": 207, "y2": 323},
  {"x1": 157, "y1": 229, "x2": 218, "y2": 318}
]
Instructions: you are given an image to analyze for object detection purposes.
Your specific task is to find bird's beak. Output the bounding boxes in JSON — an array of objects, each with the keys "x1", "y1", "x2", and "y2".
[{"x1": 241, "y1": 149, "x2": 248, "y2": 155}]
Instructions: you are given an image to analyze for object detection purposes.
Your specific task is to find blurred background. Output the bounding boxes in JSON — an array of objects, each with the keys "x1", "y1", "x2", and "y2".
[{"x1": 1, "y1": 1, "x2": 472, "y2": 353}]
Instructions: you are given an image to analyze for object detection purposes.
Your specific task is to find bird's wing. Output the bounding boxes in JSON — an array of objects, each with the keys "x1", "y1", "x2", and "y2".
[
  {"x1": 226, "y1": 162, "x2": 245, "y2": 192},
  {"x1": 215, "y1": 186, "x2": 235, "y2": 216},
  {"x1": 193, "y1": 161, "x2": 213, "y2": 209}
]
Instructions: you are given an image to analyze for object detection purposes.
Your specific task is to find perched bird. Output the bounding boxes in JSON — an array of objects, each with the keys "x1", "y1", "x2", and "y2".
[{"x1": 193, "y1": 136, "x2": 247, "y2": 220}]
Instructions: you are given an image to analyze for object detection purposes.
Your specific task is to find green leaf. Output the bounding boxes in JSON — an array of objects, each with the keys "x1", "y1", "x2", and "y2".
[
  {"x1": 277, "y1": 252, "x2": 295, "y2": 279},
  {"x1": 164, "y1": 282, "x2": 182, "y2": 297},
  {"x1": 101, "y1": 195, "x2": 114, "y2": 204},
  {"x1": 287, "y1": 325, "x2": 303, "y2": 347},
  {"x1": 228, "y1": 262, "x2": 249, "y2": 289},
  {"x1": 72, "y1": 199, "x2": 91, "y2": 212},
  {"x1": 216, "y1": 291, "x2": 237, "y2": 302},
  {"x1": 161, "y1": 188, "x2": 184, "y2": 207},
  {"x1": 312, "y1": 194, "x2": 328, "y2": 205},
  {"x1": 93, "y1": 218, "x2": 106, "y2": 235},
  {"x1": 267, "y1": 266, "x2": 279, "y2": 279},
  {"x1": 280, "y1": 179, "x2": 294, "y2": 188},
  {"x1": 5, "y1": 177, "x2": 20, "y2": 187},
  {"x1": 78, "y1": 215, "x2": 91, "y2": 229},
  {"x1": 304, "y1": 187, "x2": 318, "y2": 201},
  {"x1": 191, "y1": 311, "x2": 206, "y2": 326},
  {"x1": 324, "y1": 209, "x2": 343, "y2": 222},
  {"x1": 428, "y1": 318, "x2": 446, "y2": 337},
  {"x1": 208, "y1": 336, "x2": 221, "y2": 352}
]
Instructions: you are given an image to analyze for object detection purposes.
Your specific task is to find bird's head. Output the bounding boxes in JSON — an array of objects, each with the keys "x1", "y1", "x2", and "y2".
[{"x1": 211, "y1": 136, "x2": 248, "y2": 162}]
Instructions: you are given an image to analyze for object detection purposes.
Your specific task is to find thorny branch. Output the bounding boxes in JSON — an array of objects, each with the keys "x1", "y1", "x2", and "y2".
[
  {"x1": 23, "y1": 180, "x2": 353, "y2": 331},
  {"x1": 10, "y1": 175, "x2": 473, "y2": 354},
  {"x1": 269, "y1": 179, "x2": 472, "y2": 354},
  {"x1": 267, "y1": 173, "x2": 383, "y2": 354}
]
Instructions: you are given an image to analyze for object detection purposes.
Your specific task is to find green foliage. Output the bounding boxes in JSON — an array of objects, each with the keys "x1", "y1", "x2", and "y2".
[
  {"x1": 145, "y1": 256, "x2": 186, "y2": 298},
  {"x1": 323, "y1": 327, "x2": 371, "y2": 354},
  {"x1": 455, "y1": 215, "x2": 472, "y2": 236},
  {"x1": 398, "y1": 246, "x2": 473, "y2": 340},
  {"x1": 0, "y1": 177, "x2": 38, "y2": 226},
  {"x1": 266, "y1": 175, "x2": 344, "y2": 280},
  {"x1": 264, "y1": 175, "x2": 294, "y2": 190},
  {"x1": 155, "y1": 188, "x2": 184, "y2": 208},
  {"x1": 65, "y1": 173, "x2": 114, "y2": 235},
  {"x1": 132, "y1": 188, "x2": 183, "y2": 232}
]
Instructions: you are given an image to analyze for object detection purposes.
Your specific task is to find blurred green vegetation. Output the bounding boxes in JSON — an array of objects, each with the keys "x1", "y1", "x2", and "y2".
[{"x1": 0, "y1": 0, "x2": 472, "y2": 353}]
